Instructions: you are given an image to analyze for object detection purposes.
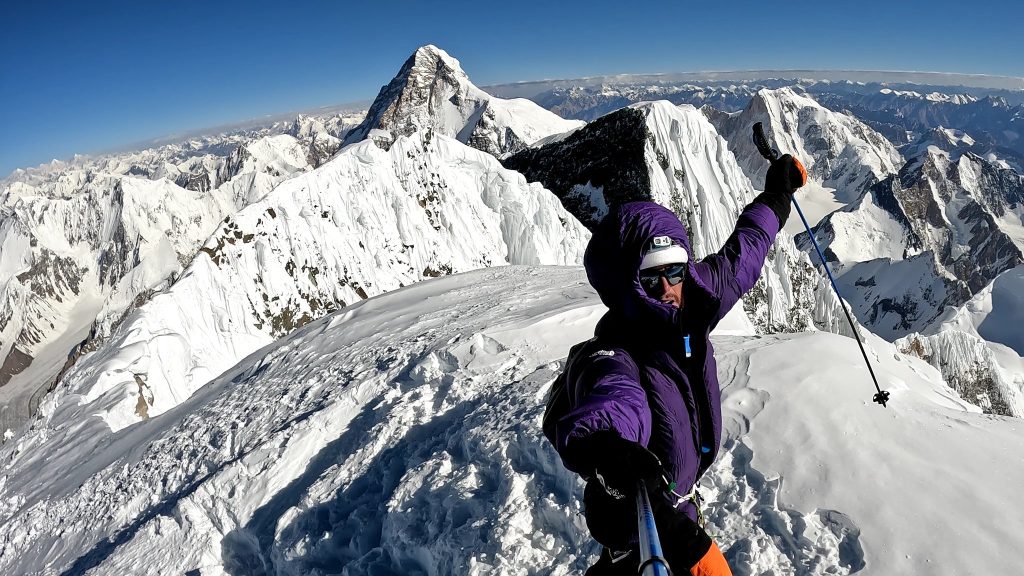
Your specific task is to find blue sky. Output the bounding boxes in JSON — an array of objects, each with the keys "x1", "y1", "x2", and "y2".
[{"x1": 2, "y1": 0, "x2": 1021, "y2": 177}]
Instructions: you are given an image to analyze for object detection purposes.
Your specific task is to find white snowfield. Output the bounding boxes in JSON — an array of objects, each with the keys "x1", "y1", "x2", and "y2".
[{"x1": 1, "y1": 267, "x2": 1022, "y2": 576}]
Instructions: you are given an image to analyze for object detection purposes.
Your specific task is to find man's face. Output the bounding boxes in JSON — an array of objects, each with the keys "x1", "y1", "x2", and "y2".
[{"x1": 639, "y1": 263, "x2": 686, "y2": 309}]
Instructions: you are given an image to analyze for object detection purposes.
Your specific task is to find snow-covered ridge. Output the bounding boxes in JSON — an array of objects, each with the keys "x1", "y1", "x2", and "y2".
[
  {"x1": 894, "y1": 265, "x2": 1024, "y2": 417},
  {"x1": 18, "y1": 130, "x2": 587, "y2": 460},
  {"x1": 343, "y1": 45, "x2": 583, "y2": 156},
  {"x1": 0, "y1": 124, "x2": 355, "y2": 433},
  {"x1": 805, "y1": 145, "x2": 1024, "y2": 342},
  {"x1": 2, "y1": 266, "x2": 1021, "y2": 575}
]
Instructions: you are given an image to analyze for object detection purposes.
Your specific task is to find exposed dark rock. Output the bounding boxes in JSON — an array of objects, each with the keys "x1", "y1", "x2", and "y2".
[
  {"x1": 0, "y1": 347, "x2": 33, "y2": 387},
  {"x1": 502, "y1": 107, "x2": 651, "y2": 229}
]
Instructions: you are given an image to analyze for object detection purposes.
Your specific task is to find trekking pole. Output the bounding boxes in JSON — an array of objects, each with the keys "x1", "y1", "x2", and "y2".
[
  {"x1": 752, "y1": 122, "x2": 891, "y2": 408},
  {"x1": 636, "y1": 480, "x2": 671, "y2": 576}
]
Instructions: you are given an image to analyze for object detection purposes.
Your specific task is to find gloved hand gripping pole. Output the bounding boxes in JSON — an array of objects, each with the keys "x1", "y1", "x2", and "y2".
[{"x1": 636, "y1": 480, "x2": 672, "y2": 576}]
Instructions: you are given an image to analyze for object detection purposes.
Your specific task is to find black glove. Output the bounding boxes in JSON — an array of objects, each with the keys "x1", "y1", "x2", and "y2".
[
  {"x1": 756, "y1": 153, "x2": 807, "y2": 227},
  {"x1": 765, "y1": 153, "x2": 807, "y2": 195},
  {"x1": 576, "y1": 431, "x2": 664, "y2": 499}
]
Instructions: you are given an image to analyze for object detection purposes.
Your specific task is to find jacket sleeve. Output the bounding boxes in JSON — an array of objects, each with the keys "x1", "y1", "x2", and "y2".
[
  {"x1": 693, "y1": 199, "x2": 782, "y2": 324},
  {"x1": 552, "y1": 348, "x2": 652, "y2": 476}
]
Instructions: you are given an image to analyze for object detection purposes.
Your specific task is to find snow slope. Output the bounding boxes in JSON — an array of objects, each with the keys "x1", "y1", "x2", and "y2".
[
  {"x1": 893, "y1": 265, "x2": 1024, "y2": 416},
  {"x1": 1, "y1": 266, "x2": 1021, "y2": 575},
  {"x1": 927, "y1": 264, "x2": 1024, "y2": 355}
]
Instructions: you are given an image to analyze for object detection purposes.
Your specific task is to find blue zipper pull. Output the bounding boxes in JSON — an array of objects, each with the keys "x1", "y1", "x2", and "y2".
[{"x1": 684, "y1": 335, "x2": 692, "y2": 358}]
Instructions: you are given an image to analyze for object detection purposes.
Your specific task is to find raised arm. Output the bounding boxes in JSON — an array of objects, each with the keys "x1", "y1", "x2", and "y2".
[{"x1": 693, "y1": 154, "x2": 806, "y2": 322}]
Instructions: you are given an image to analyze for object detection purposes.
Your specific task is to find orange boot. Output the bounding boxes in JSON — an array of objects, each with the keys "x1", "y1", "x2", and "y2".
[{"x1": 690, "y1": 541, "x2": 732, "y2": 576}]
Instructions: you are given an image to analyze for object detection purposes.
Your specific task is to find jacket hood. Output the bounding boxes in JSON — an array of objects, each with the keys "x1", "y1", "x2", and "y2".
[{"x1": 584, "y1": 202, "x2": 700, "y2": 340}]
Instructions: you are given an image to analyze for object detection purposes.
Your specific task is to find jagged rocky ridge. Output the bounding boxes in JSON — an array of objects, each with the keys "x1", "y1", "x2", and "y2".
[
  {"x1": 343, "y1": 45, "x2": 582, "y2": 157},
  {"x1": 803, "y1": 145, "x2": 1024, "y2": 339},
  {"x1": 505, "y1": 100, "x2": 853, "y2": 336}
]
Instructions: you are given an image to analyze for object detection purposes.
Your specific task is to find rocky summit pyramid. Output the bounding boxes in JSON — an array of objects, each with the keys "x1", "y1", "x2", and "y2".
[{"x1": 343, "y1": 45, "x2": 582, "y2": 156}]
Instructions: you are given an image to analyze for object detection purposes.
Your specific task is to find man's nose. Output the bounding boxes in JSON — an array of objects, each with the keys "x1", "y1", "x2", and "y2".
[{"x1": 658, "y1": 275, "x2": 672, "y2": 293}]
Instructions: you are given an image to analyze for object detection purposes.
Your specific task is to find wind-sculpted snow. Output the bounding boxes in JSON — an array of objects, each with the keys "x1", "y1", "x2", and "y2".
[{"x1": 1, "y1": 267, "x2": 1021, "y2": 575}]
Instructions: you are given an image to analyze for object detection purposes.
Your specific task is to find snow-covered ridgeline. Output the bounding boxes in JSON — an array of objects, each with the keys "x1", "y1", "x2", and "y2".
[
  {"x1": 705, "y1": 87, "x2": 903, "y2": 234},
  {"x1": 21, "y1": 130, "x2": 588, "y2": 457},
  {"x1": 1, "y1": 111, "x2": 361, "y2": 196},
  {"x1": 897, "y1": 329, "x2": 1024, "y2": 417},
  {"x1": 0, "y1": 134, "x2": 331, "y2": 432},
  {"x1": 343, "y1": 45, "x2": 583, "y2": 156},
  {"x1": 712, "y1": 88, "x2": 903, "y2": 202},
  {"x1": 1, "y1": 267, "x2": 1021, "y2": 575}
]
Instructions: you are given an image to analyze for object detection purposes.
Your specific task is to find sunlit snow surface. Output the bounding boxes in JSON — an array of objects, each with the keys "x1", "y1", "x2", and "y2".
[{"x1": 2, "y1": 267, "x2": 1022, "y2": 576}]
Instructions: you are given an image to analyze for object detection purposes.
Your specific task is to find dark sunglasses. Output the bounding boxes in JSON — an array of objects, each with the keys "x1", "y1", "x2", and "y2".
[{"x1": 639, "y1": 263, "x2": 687, "y2": 290}]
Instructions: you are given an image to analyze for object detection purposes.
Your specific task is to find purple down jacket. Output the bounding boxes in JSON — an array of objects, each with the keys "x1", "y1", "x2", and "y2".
[{"x1": 543, "y1": 200, "x2": 781, "y2": 519}]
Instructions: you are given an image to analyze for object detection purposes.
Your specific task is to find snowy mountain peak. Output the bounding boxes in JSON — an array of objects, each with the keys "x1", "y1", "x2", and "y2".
[
  {"x1": 411, "y1": 43, "x2": 466, "y2": 75},
  {"x1": 343, "y1": 46, "x2": 582, "y2": 156},
  {"x1": 803, "y1": 137, "x2": 1024, "y2": 348},
  {"x1": 709, "y1": 87, "x2": 904, "y2": 214}
]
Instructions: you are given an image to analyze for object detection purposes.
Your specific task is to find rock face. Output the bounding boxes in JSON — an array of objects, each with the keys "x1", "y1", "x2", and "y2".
[
  {"x1": 804, "y1": 144, "x2": 1024, "y2": 340},
  {"x1": 343, "y1": 45, "x2": 582, "y2": 157},
  {"x1": 287, "y1": 115, "x2": 343, "y2": 168},
  {"x1": 505, "y1": 100, "x2": 853, "y2": 336}
]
